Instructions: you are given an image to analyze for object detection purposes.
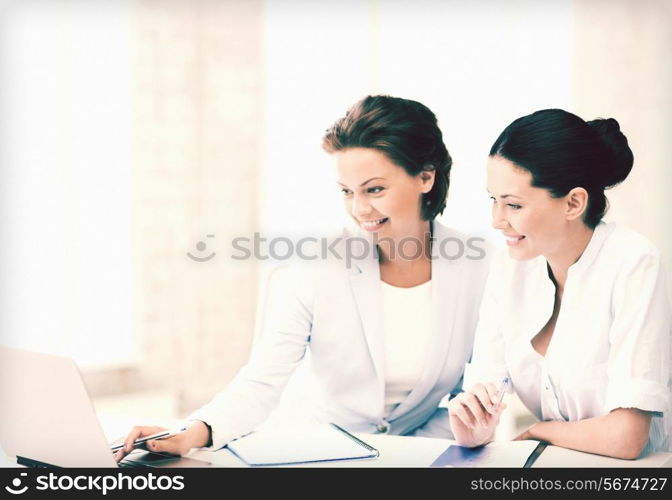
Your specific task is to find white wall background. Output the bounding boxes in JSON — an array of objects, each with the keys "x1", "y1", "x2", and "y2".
[
  {"x1": 261, "y1": 0, "x2": 671, "y2": 274},
  {"x1": 0, "y1": 0, "x2": 134, "y2": 368},
  {"x1": 572, "y1": 0, "x2": 672, "y2": 275},
  {"x1": 261, "y1": 0, "x2": 574, "y2": 246},
  {"x1": 0, "y1": 1, "x2": 669, "y2": 428}
]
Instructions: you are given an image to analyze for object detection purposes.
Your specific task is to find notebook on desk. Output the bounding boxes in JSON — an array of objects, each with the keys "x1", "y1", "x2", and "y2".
[{"x1": 225, "y1": 423, "x2": 379, "y2": 466}]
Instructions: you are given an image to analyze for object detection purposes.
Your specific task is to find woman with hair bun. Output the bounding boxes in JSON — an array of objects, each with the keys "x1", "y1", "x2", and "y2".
[{"x1": 449, "y1": 109, "x2": 671, "y2": 458}]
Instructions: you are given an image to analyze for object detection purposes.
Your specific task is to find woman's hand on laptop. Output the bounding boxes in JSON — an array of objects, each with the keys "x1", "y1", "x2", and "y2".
[{"x1": 114, "y1": 420, "x2": 211, "y2": 462}]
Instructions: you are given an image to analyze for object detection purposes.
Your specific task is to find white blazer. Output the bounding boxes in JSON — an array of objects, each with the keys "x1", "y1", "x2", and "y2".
[
  {"x1": 190, "y1": 221, "x2": 491, "y2": 449},
  {"x1": 464, "y1": 222, "x2": 672, "y2": 453}
]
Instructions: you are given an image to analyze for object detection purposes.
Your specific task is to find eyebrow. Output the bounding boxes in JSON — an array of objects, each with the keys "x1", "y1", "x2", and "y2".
[
  {"x1": 338, "y1": 177, "x2": 387, "y2": 188},
  {"x1": 487, "y1": 190, "x2": 522, "y2": 200}
]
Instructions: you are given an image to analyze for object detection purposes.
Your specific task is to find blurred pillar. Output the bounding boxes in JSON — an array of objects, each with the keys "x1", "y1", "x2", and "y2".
[
  {"x1": 130, "y1": 0, "x2": 263, "y2": 414},
  {"x1": 572, "y1": 0, "x2": 672, "y2": 273}
]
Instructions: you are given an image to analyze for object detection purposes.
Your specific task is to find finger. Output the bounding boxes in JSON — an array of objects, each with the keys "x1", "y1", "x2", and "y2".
[
  {"x1": 123, "y1": 426, "x2": 164, "y2": 453},
  {"x1": 490, "y1": 401, "x2": 507, "y2": 420},
  {"x1": 483, "y1": 402, "x2": 507, "y2": 426},
  {"x1": 459, "y1": 392, "x2": 489, "y2": 427},
  {"x1": 449, "y1": 395, "x2": 477, "y2": 429},
  {"x1": 472, "y1": 384, "x2": 496, "y2": 415},
  {"x1": 146, "y1": 436, "x2": 186, "y2": 456},
  {"x1": 122, "y1": 426, "x2": 144, "y2": 453},
  {"x1": 449, "y1": 400, "x2": 477, "y2": 430},
  {"x1": 485, "y1": 382, "x2": 500, "y2": 407}
]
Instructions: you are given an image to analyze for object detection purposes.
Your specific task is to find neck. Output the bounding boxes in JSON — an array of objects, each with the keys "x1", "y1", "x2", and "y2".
[
  {"x1": 545, "y1": 223, "x2": 594, "y2": 290},
  {"x1": 377, "y1": 220, "x2": 432, "y2": 268}
]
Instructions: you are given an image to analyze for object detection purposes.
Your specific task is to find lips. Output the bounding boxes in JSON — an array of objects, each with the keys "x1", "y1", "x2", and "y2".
[
  {"x1": 359, "y1": 217, "x2": 389, "y2": 231},
  {"x1": 503, "y1": 234, "x2": 525, "y2": 247}
]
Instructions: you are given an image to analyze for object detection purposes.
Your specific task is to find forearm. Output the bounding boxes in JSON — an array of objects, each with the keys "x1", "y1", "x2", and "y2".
[{"x1": 526, "y1": 408, "x2": 651, "y2": 460}]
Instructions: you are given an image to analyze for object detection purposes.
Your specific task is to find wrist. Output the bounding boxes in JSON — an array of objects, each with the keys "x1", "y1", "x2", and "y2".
[
  {"x1": 187, "y1": 420, "x2": 212, "y2": 448},
  {"x1": 526, "y1": 422, "x2": 545, "y2": 442}
]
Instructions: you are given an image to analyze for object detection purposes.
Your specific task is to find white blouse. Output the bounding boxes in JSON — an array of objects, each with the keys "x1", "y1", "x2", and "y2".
[
  {"x1": 464, "y1": 222, "x2": 672, "y2": 454},
  {"x1": 380, "y1": 280, "x2": 433, "y2": 417}
]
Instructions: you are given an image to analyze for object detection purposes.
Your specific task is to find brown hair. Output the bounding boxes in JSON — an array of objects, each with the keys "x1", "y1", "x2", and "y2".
[{"x1": 322, "y1": 95, "x2": 452, "y2": 221}]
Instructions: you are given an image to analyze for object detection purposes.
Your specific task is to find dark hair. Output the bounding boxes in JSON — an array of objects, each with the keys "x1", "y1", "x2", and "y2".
[
  {"x1": 489, "y1": 109, "x2": 634, "y2": 228},
  {"x1": 322, "y1": 95, "x2": 452, "y2": 221}
]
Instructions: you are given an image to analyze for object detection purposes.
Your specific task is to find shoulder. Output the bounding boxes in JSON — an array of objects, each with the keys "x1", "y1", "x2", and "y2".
[
  {"x1": 591, "y1": 222, "x2": 665, "y2": 288},
  {"x1": 431, "y1": 222, "x2": 495, "y2": 288},
  {"x1": 600, "y1": 222, "x2": 661, "y2": 263},
  {"x1": 280, "y1": 225, "x2": 370, "y2": 281},
  {"x1": 432, "y1": 221, "x2": 494, "y2": 260},
  {"x1": 591, "y1": 223, "x2": 664, "y2": 283},
  {"x1": 483, "y1": 244, "x2": 546, "y2": 289}
]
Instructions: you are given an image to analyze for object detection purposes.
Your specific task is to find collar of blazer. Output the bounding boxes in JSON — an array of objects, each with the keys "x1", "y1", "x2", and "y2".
[{"x1": 346, "y1": 220, "x2": 465, "y2": 418}]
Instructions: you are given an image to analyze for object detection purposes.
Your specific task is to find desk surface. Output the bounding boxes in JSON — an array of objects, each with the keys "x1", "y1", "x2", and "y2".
[
  {"x1": 533, "y1": 445, "x2": 672, "y2": 468},
  {"x1": 2, "y1": 420, "x2": 670, "y2": 468},
  {"x1": 187, "y1": 433, "x2": 672, "y2": 468}
]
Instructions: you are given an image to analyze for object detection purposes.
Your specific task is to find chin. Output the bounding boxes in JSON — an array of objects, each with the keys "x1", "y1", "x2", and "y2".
[
  {"x1": 371, "y1": 227, "x2": 392, "y2": 241},
  {"x1": 507, "y1": 246, "x2": 538, "y2": 261}
]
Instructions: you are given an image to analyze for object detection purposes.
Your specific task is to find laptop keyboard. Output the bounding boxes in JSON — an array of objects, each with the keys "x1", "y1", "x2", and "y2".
[
  {"x1": 118, "y1": 460, "x2": 144, "y2": 468},
  {"x1": 116, "y1": 449, "x2": 155, "y2": 468}
]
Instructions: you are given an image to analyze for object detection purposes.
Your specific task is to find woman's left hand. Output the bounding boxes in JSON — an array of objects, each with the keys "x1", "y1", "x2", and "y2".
[{"x1": 513, "y1": 424, "x2": 536, "y2": 441}]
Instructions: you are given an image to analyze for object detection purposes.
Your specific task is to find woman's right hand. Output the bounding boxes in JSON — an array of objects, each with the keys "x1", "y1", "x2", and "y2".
[
  {"x1": 448, "y1": 382, "x2": 506, "y2": 448},
  {"x1": 113, "y1": 420, "x2": 211, "y2": 463}
]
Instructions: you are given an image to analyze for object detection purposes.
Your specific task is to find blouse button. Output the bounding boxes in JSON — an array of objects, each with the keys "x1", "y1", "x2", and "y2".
[{"x1": 376, "y1": 421, "x2": 390, "y2": 434}]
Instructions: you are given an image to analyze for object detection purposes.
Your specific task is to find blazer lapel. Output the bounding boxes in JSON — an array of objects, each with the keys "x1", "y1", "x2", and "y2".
[{"x1": 348, "y1": 235, "x2": 385, "y2": 407}]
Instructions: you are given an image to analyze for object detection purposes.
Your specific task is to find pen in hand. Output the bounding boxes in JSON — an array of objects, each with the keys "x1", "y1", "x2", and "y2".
[
  {"x1": 110, "y1": 427, "x2": 187, "y2": 452},
  {"x1": 492, "y1": 377, "x2": 510, "y2": 412}
]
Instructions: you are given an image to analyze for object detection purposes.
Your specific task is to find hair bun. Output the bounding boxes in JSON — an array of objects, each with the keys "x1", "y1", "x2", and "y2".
[{"x1": 586, "y1": 117, "x2": 634, "y2": 189}]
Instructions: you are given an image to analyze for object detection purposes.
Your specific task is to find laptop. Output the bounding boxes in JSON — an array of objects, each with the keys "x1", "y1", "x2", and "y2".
[{"x1": 0, "y1": 346, "x2": 215, "y2": 468}]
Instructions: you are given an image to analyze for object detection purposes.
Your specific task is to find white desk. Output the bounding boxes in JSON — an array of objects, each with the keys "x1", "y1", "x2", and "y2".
[
  {"x1": 2, "y1": 423, "x2": 670, "y2": 468},
  {"x1": 532, "y1": 445, "x2": 672, "y2": 468},
  {"x1": 187, "y1": 433, "x2": 672, "y2": 468}
]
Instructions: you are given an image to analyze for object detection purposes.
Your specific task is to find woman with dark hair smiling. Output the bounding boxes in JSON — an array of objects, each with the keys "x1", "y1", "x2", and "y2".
[
  {"x1": 114, "y1": 95, "x2": 492, "y2": 461},
  {"x1": 449, "y1": 109, "x2": 671, "y2": 459}
]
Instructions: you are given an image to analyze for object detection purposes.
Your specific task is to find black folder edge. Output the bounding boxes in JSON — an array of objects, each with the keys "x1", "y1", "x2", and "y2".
[
  {"x1": 226, "y1": 423, "x2": 380, "y2": 467},
  {"x1": 523, "y1": 441, "x2": 548, "y2": 468}
]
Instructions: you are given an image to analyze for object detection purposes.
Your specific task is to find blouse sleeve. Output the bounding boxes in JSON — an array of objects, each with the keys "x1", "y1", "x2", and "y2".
[
  {"x1": 604, "y1": 250, "x2": 672, "y2": 415},
  {"x1": 462, "y1": 254, "x2": 510, "y2": 391}
]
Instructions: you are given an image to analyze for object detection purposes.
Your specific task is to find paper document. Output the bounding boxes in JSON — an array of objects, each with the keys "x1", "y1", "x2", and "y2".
[
  {"x1": 431, "y1": 440, "x2": 542, "y2": 468},
  {"x1": 226, "y1": 423, "x2": 379, "y2": 466}
]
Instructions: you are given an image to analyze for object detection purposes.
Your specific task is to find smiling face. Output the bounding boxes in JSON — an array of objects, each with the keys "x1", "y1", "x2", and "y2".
[
  {"x1": 336, "y1": 147, "x2": 434, "y2": 240},
  {"x1": 486, "y1": 155, "x2": 572, "y2": 261}
]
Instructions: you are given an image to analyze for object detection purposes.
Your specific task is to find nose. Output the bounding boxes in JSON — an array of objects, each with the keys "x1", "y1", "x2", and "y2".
[
  {"x1": 351, "y1": 194, "x2": 372, "y2": 219},
  {"x1": 491, "y1": 202, "x2": 510, "y2": 230}
]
